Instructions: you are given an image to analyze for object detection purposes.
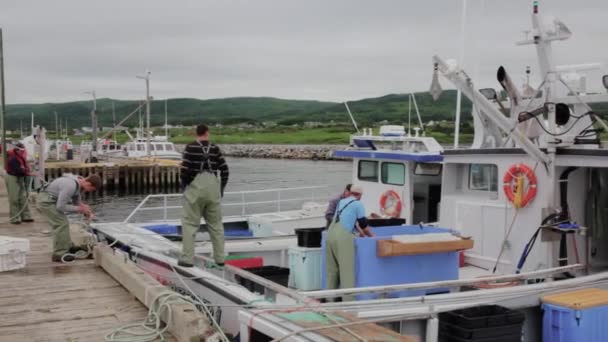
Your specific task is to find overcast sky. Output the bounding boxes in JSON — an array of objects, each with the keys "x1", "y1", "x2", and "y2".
[{"x1": 0, "y1": 0, "x2": 606, "y2": 104}]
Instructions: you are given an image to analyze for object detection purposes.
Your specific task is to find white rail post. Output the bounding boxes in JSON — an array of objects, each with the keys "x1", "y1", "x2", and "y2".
[
  {"x1": 278, "y1": 190, "x2": 281, "y2": 212},
  {"x1": 241, "y1": 192, "x2": 246, "y2": 216},
  {"x1": 163, "y1": 196, "x2": 168, "y2": 222},
  {"x1": 426, "y1": 314, "x2": 439, "y2": 342}
]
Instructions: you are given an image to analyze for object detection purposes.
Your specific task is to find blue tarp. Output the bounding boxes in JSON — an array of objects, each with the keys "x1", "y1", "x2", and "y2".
[{"x1": 322, "y1": 225, "x2": 459, "y2": 300}]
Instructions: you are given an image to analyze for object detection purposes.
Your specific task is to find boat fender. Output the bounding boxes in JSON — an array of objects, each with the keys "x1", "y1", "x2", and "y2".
[
  {"x1": 503, "y1": 163, "x2": 537, "y2": 208},
  {"x1": 379, "y1": 190, "x2": 403, "y2": 218}
]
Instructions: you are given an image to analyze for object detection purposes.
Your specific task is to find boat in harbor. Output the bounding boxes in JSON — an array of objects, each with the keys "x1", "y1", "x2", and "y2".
[
  {"x1": 122, "y1": 135, "x2": 182, "y2": 160},
  {"x1": 92, "y1": 3, "x2": 608, "y2": 341}
]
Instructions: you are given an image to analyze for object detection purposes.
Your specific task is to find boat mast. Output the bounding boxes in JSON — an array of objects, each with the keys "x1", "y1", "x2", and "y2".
[
  {"x1": 344, "y1": 102, "x2": 360, "y2": 134},
  {"x1": 112, "y1": 100, "x2": 117, "y2": 142},
  {"x1": 136, "y1": 70, "x2": 151, "y2": 156},
  {"x1": 453, "y1": 0, "x2": 468, "y2": 148},
  {"x1": 164, "y1": 98, "x2": 168, "y2": 138},
  {"x1": 407, "y1": 94, "x2": 412, "y2": 137}
]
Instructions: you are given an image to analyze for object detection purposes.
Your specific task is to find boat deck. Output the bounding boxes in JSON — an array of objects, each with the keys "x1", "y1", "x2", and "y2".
[{"x1": 0, "y1": 179, "x2": 176, "y2": 341}]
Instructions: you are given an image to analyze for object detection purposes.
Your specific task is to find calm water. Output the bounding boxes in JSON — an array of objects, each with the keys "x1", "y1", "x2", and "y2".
[{"x1": 90, "y1": 157, "x2": 352, "y2": 222}]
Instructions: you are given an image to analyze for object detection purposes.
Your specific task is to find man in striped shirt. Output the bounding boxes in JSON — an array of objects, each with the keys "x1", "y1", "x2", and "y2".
[{"x1": 179, "y1": 124, "x2": 229, "y2": 267}]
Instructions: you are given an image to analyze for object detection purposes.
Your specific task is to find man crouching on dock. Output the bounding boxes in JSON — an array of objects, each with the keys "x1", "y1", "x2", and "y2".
[
  {"x1": 179, "y1": 123, "x2": 229, "y2": 268},
  {"x1": 38, "y1": 174, "x2": 101, "y2": 262}
]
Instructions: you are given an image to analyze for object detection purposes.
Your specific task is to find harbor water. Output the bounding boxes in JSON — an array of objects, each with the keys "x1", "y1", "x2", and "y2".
[{"x1": 90, "y1": 157, "x2": 351, "y2": 222}]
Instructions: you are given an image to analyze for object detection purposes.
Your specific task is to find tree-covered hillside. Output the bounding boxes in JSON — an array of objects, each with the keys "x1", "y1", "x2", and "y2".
[{"x1": 4, "y1": 90, "x2": 471, "y2": 130}]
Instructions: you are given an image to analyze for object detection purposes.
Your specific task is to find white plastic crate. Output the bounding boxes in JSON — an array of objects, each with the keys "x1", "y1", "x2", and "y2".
[
  {"x1": 0, "y1": 236, "x2": 30, "y2": 272},
  {"x1": 247, "y1": 217, "x2": 273, "y2": 237},
  {"x1": 288, "y1": 247, "x2": 323, "y2": 291}
]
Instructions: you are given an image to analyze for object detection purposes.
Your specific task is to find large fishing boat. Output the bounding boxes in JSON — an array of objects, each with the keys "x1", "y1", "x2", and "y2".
[{"x1": 92, "y1": 3, "x2": 608, "y2": 341}]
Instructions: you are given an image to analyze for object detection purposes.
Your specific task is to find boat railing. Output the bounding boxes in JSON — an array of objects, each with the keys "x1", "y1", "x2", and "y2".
[{"x1": 123, "y1": 185, "x2": 332, "y2": 223}]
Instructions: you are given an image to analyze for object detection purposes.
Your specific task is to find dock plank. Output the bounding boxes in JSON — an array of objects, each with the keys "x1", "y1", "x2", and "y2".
[{"x1": 0, "y1": 178, "x2": 176, "y2": 341}]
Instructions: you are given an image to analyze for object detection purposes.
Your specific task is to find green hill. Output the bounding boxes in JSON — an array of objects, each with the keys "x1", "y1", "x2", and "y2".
[{"x1": 4, "y1": 90, "x2": 472, "y2": 130}]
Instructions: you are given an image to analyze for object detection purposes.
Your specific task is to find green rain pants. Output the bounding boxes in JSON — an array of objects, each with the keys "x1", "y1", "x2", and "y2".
[
  {"x1": 5, "y1": 174, "x2": 32, "y2": 223},
  {"x1": 180, "y1": 173, "x2": 225, "y2": 265},
  {"x1": 325, "y1": 221, "x2": 356, "y2": 301},
  {"x1": 37, "y1": 192, "x2": 72, "y2": 256}
]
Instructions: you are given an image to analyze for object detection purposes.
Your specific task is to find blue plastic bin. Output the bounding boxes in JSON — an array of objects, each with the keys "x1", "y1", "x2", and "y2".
[
  {"x1": 321, "y1": 225, "x2": 459, "y2": 300},
  {"x1": 542, "y1": 303, "x2": 608, "y2": 342},
  {"x1": 143, "y1": 224, "x2": 179, "y2": 235},
  {"x1": 224, "y1": 230, "x2": 254, "y2": 237}
]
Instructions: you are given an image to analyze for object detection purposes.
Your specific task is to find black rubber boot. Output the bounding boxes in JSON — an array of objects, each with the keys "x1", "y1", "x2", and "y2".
[
  {"x1": 178, "y1": 260, "x2": 193, "y2": 268},
  {"x1": 52, "y1": 254, "x2": 75, "y2": 263}
]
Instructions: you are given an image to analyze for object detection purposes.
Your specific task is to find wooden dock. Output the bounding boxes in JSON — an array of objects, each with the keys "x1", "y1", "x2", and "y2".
[
  {"x1": 0, "y1": 178, "x2": 177, "y2": 341},
  {"x1": 44, "y1": 158, "x2": 181, "y2": 195}
]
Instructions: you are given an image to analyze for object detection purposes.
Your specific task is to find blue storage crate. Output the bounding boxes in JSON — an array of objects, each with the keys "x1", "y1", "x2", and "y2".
[
  {"x1": 143, "y1": 224, "x2": 179, "y2": 235},
  {"x1": 288, "y1": 247, "x2": 323, "y2": 291},
  {"x1": 543, "y1": 302, "x2": 608, "y2": 342},
  {"x1": 224, "y1": 230, "x2": 254, "y2": 237},
  {"x1": 321, "y1": 225, "x2": 459, "y2": 300}
]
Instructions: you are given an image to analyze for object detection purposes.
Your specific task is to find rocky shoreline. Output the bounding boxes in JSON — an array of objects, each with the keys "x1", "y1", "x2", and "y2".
[{"x1": 177, "y1": 144, "x2": 350, "y2": 160}]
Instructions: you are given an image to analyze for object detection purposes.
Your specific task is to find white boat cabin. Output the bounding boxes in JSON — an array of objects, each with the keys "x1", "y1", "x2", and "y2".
[
  {"x1": 124, "y1": 138, "x2": 181, "y2": 160},
  {"x1": 335, "y1": 132, "x2": 444, "y2": 225}
]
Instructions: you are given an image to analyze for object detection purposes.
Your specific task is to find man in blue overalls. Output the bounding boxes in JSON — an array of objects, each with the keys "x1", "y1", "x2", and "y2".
[{"x1": 325, "y1": 184, "x2": 375, "y2": 300}]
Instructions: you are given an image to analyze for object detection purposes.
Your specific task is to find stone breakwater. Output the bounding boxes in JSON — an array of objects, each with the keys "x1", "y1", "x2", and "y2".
[{"x1": 176, "y1": 144, "x2": 350, "y2": 160}]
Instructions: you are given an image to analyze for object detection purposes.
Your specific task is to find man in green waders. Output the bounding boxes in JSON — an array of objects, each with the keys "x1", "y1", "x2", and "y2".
[
  {"x1": 179, "y1": 124, "x2": 229, "y2": 268},
  {"x1": 326, "y1": 184, "x2": 375, "y2": 301},
  {"x1": 37, "y1": 174, "x2": 101, "y2": 262},
  {"x1": 4, "y1": 143, "x2": 34, "y2": 224}
]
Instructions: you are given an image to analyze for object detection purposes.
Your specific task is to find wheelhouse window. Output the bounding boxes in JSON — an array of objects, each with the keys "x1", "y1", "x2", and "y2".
[
  {"x1": 358, "y1": 160, "x2": 379, "y2": 182},
  {"x1": 136, "y1": 144, "x2": 144, "y2": 151},
  {"x1": 381, "y1": 162, "x2": 405, "y2": 185},
  {"x1": 153, "y1": 143, "x2": 163, "y2": 151},
  {"x1": 165, "y1": 144, "x2": 173, "y2": 151},
  {"x1": 469, "y1": 164, "x2": 498, "y2": 192}
]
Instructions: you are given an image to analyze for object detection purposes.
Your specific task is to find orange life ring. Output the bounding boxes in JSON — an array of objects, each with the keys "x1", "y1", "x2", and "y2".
[
  {"x1": 503, "y1": 163, "x2": 537, "y2": 208},
  {"x1": 379, "y1": 190, "x2": 403, "y2": 218}
]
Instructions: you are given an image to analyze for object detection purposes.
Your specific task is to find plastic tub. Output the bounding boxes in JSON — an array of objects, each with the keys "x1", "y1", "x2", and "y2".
[
  {"x1": 440, "y1": 305, "x2": 525, "y2": 330},
  {"x1": 542, "y1": 303, "x2": 608, "y2": 342},
  {"x1": 295, "y1": 228, "x2": 324, "y2": 248},
  {"x1": 288, "y1": 247, "x2": 323, "y2": 290},
  {"x1": 235, "y1": 266, "x2": 290, "y2": 294},
  {"x1": 0, "y1": 236, "x2": 29, "y2": 272}
]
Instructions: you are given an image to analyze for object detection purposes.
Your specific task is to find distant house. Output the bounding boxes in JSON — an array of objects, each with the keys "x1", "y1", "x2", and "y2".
[
  {"x1": 81, "y1": 127, "x2": 93, "y2": 133},
  {"x1": 427, "y1": 120, "x2": 436, "y2": 127},
  {"x1": 263, "y1": 121, "x2": 277, "y2": 128},
  {"x1": 304, "y1": 121, "x2": 323, "y2": 128},
  {"x1": 237, "y1": 123, "x2": 254, "y2": 129}
]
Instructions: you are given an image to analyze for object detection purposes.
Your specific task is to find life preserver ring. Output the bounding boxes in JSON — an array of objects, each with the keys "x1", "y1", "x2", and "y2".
[
  {"x1": 379, "y1": 190, "x2": 402, "y2": 218},
  {"x1": 503, "y1": 163, "x2": 537, "y2": 208}
]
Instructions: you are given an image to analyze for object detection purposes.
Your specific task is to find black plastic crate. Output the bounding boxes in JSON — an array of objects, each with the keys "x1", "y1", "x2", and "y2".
[
  {"x1": 235, "y1": 266, "x2": 290, "y2": 294},
  {"x1": 439, "y1": 305, "x2": 525, "y2": 330},
  {"x1": 368, "y1": 218, "x2": 406, "y2": 227},
  {"x1": 439, "y1": 333, "x2": 522, "y2": 342},
  {"x1": 439, "y1": 322, "x2": 522, "y2": 340}
]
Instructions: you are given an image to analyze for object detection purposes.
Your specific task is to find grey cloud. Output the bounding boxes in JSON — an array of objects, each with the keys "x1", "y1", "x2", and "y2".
[{"x1": 0, "y1": 0, "x2": 606, "y2": 103}]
